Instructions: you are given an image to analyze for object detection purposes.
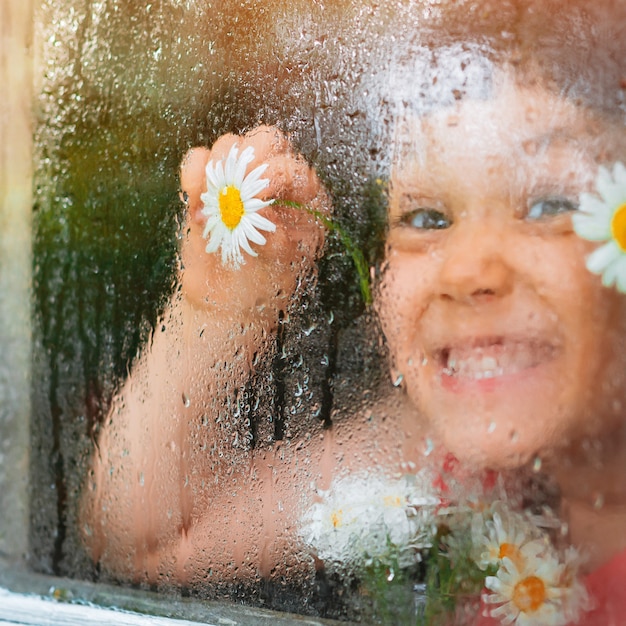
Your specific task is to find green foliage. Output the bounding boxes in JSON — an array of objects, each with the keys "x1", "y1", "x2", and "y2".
[
  {"x1": 353, "y1": 522, "x2": 493, "y2": 625},
  {"x1": 277, "y1": 200, "x2": 374, "y2": 306}
]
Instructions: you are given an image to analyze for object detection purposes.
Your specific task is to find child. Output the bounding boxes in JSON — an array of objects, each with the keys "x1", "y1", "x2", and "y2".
[{"x1": 81, "y1": 5, "x2": 626, "y2": 624}]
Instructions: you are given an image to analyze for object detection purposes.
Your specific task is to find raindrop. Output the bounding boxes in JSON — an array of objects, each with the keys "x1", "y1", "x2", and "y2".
[
  {"x1": 592, "y1": 492, "x2": 605, "y2": 510},
  {"x1": 510, "y1": 430, "x2": 519, "y2": 443},
  {"x1": 392, "y1": 372, "x2": 404, "y2": 387},
  {"x1": 182, "y1": 392, "x2": 190, "y2": 408},
  {"x1": 386, "y1": 567, "x2": 395, "y2": 582},
  {"x1": 423, "y1": 438, "x2": 434, "y2": 456},
  {"x1": 532, "y1": 457, "x2": 542, "y2": 472},
  {"x1": 487, "y1": 421, "x2": 496, "y2": 434}
]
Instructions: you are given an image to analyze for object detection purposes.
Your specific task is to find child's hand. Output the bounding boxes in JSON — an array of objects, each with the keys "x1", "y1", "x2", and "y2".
[{"x1": 179, "y1": 126, "x2": 328, "y2": 319}]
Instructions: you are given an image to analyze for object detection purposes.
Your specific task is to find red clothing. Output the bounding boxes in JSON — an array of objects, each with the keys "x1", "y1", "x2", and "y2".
[
  {"x1": 477, "y1": 548, "x2": 626, "y2": 625},
  {"x1": 583, "y1": 547, "x2": 626, "y2": 625}
]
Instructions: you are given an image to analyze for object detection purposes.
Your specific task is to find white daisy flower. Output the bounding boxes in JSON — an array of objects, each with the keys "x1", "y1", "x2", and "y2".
[
  {"x1": 483, "y1": 543, "x2": 588, "y2": 626},
  {"x1": 557, "y1": 546, "x2": 592, "y2": 621},
  {"x1": 473, "y1": 507, "x2": 545, "y2": 572},
  {"x1": 573, "y1": 161, "x2": 626, "y2": 292},
  {"x1": 200, "y1": 143, "x2": 276, "y2": 268},
  {"x1": 300, "y1": 471, "x2": 441, "y2": 570}
]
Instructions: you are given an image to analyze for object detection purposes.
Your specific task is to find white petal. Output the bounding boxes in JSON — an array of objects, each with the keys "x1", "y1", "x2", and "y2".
[
  {"x1": 612, "y1": 161, "x2": 626, "y2": 187},
  {"x1": 213, "y1": 159, "x2": 226, "y2": 188},
  {"x1": 241, "y1": 177, "x2": 270, "y2": 202},
  {"x1": 604, "y1": 188, "x2": 626, "y2": 210},
  {"x1": 485, "y1": 576, "x2": 503, "y2": 593},
  {"x1": 235, "y1": 228, "x2": 258, "y2": 257},
  {"x1": 491, "y1": 603, "x2": 519, "y2": 625},
  {"x1": 242, "y1": 161, "x2": 269, "y2": 185},
  {"x1": 205, "y1": 224, "x2": 225, "y2": 253},
  {"x1": 247, "y1": 211, "x2": 277, "y2": 233},
  {"x1": 596, "y1": 165, "x2": 616, "y2": 203},
  {"x1": 572, "y1": 212, "x2": 611, "y2": 241},
  {"x1": 232, "y1": 145, "x2": 255, "y2": 187},
  {"x1": 244, "y1": 198, "x2": 274, "y2": 213},
  {"x1": 241, "y1": 220, "x2": 267, "y2": 246},
  {"x1": 200, "y1": 194, "x2": 220, "y2": 217},
  {"x1": 240, "y1": 164, "x2": 270, "y2": 198},
  {"x1": 202, "y1": 214, "x2": 221, "y2": 237},
  {"x1": 205, "y1": 161, "x2": 221, "y2": 190},
  {"x1": 600, "y1": 259, "x2": 620, "y2": 287},
  {"x1": 612, "y1": 255, "x2": 626, "y2": 293},
  {"x1": 586, "y1": 241, "x2": 621, "y2": 275},
  {"x1": 578, "y1": 192, "x2": 607, "y2": 216},
  {"x1": 223, "y1": 144, "x2": 240, "y2": 183},
  {"x1": 222, "y1": 234, "x2": 243, "y2": 267}
]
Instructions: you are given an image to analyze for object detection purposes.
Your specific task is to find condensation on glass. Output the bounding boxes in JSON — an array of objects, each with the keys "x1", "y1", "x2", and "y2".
[
  {"x1": 0, "y1": 0, "x2": 32, "y2": 565},
  {"x1": 32, "y1": 1, "x2": 626, "y2": 624}
]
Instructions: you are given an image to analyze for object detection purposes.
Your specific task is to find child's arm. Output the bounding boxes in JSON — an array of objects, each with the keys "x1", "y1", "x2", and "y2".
[{"x1": 80, "y1": 126, "x2": 329, "y2": 582}]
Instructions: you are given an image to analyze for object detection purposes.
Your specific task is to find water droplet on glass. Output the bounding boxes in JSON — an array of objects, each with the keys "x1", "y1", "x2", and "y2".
[
  {"x1": 487, "y1": 421, "x2": 496, "y2": 433},
  {"x1": 592, "y1": 492, "x2": 605, "y2": 510},
  {"x1": 423, "y1": 438, "x2": 434, "y2": 456},
  {"x1": 532, "y1": 457, "x2": 542, "y2": 472},
  {"x1": 386, "y1": 567, "x2": 395, "y2": 582},
  {"x1": 182, "y1": 392, "x2": 190, "y2": 407},
  {"x1": 522, "y1": 139, "x2": 538, "y2": 156},
  {"x1": 392, "y1": 371, "x2": 404, "y2": 387},
  {"x1": 510, "y1": 430, "x2": 519, "y2": 443}
]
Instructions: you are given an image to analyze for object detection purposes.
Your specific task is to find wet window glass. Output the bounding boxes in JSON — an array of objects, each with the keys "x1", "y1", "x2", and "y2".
[{"x1": 27, "y1": 1, "x2": 626, "y2": 624}]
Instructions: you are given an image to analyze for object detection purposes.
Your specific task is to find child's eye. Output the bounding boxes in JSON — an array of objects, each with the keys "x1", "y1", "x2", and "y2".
[
  {"x1": 401, "y1": 208, "x2": 452, "y2": 230},
  {"x1": 526, "y1": 197, "x2": 579, "y2": 220}
]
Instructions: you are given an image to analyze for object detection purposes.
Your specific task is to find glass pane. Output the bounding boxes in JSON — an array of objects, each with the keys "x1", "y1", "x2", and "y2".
[{"x1": 32, "y1": 1, "x2": 626, "y2": 624}]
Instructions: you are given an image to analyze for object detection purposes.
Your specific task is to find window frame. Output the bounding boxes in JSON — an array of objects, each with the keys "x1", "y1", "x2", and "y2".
[{"x1": 0, "y1": 4, "x2": 346, "y2": 625}]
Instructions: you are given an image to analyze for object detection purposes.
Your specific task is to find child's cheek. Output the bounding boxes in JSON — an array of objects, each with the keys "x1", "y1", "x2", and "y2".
[{"x1": 378, "y1": 251, "x2": 429, "y2": 364}]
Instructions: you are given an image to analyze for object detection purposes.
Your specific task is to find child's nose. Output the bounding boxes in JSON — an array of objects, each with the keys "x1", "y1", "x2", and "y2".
[{"x1": 437, "y1": 221, "x2": 514, "y2": 302}]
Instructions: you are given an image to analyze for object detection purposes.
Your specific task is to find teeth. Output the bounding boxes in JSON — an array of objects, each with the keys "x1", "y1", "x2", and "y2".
[
  {"x1": 441, "y1": 343, "x2": 549, "y2": 380},
  {"x1": 481, "y1": 356, "x2": 498, "y2": 371}
]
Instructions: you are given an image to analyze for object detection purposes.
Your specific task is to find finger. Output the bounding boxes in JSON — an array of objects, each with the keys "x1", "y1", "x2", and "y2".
[
  {"x1": 206, "y1": 132, "x2": 241, "y2": 162},
  {"x1": 263, "y1": 153, "x2": 320, "y2": 204},
  {"x1": 244, "y1": 125, "x2": 289, "y2": 163}
]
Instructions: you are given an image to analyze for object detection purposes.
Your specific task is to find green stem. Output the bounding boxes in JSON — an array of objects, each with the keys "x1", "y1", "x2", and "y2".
[{"x1": 277, "y1": 200, "x2": 372, "y2": 306}]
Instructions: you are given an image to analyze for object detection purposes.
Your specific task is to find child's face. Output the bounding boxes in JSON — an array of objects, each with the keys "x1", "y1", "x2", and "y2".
[{"x1": 379, "y1": 78, "x2": 626, "y2": 469}]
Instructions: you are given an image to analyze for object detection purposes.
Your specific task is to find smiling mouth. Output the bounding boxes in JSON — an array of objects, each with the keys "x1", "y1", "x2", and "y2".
[{"x1": 435, "y1": 338, "x2": 559, "y2": 381}]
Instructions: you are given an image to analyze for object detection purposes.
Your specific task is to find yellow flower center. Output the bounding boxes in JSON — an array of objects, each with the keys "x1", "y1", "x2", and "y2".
[
  {"x1": 512, "y1": 575, "x2": 547, "y2": 613},
  {"x1": 610, "y1": 202, "x2": 626, "y2": 251},
  {"x1": 383, "y1": 495, "x2": 404, "y2": 507},
  {"x1": 331, "y1": 509, "x2": 343, "y2": 529},
  {"x1": 219, "y1": 185, "x2": 245, "y2": 230},
  {"x1": 499, "y1": 543, "x2": 523, "y2": 569}
]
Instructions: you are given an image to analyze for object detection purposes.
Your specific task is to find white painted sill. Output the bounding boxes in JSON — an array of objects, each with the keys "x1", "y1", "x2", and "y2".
[{"x1": 0, "y1": 561, "x2": 347, "y2": 626}]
